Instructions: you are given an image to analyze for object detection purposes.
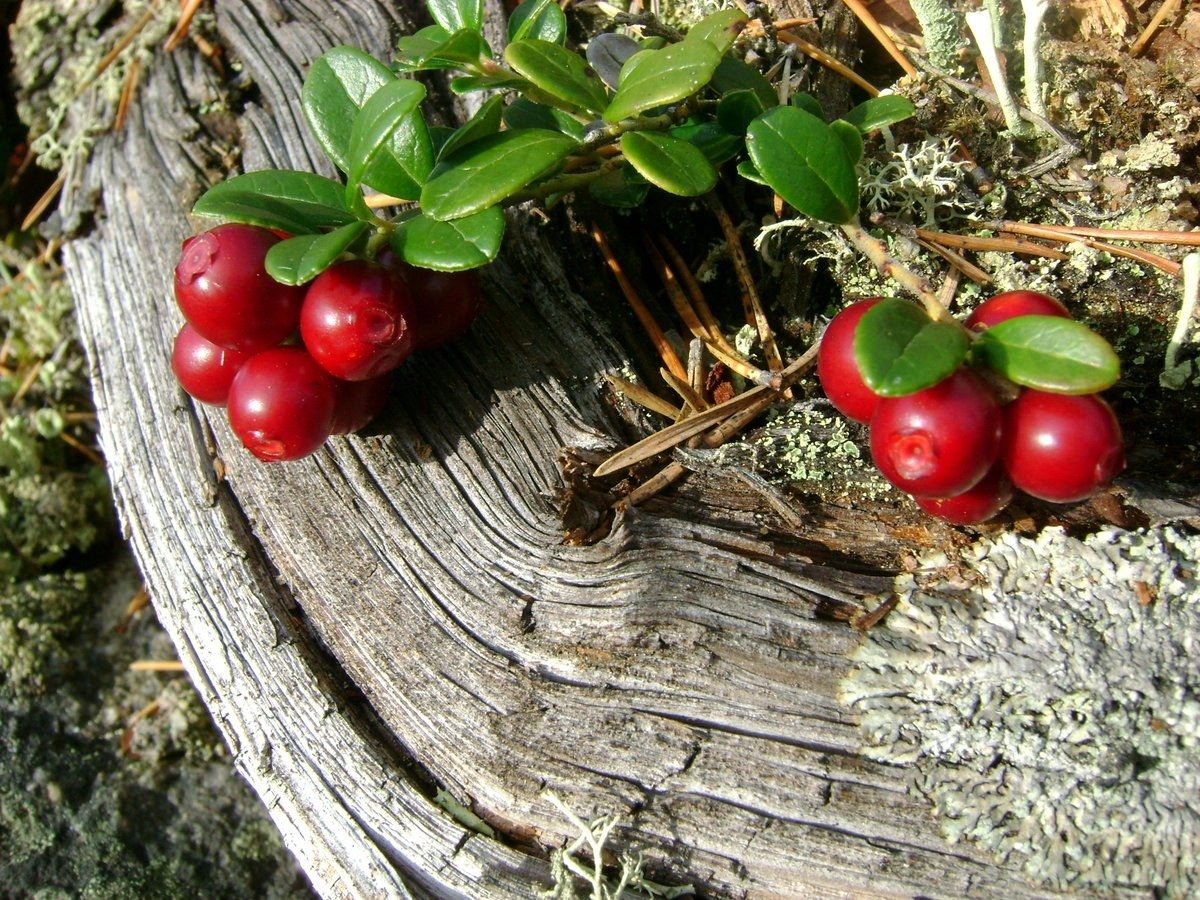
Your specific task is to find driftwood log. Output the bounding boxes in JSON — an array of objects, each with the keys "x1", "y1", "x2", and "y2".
[{"x1": 62, "y1": 1, "x2": 1084, "y2": 896}]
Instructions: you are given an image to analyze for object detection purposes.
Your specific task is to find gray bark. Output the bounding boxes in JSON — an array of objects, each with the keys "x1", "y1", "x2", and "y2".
[{"x1": 61, "y1": 1, "x2": 1085, "y2": 896}]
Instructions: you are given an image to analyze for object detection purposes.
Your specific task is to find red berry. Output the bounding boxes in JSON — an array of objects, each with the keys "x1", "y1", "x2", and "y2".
[
  {"x1": 965, "y1": 290, "x2": 1070, "y2": 331},
  {"x1": 300, "y1": 260, "x2": 416, "y2": 381},
  {"x1": 916, "y1": 464, "x2": 1014, "y2": 525},
  {"x1": 818, "y1": 298, "x2": 883, "y2": 424},
  {"x1": 331, "y1": 374, "x2": 393, "y2": 435},
  {"x1": 174, "y1": 224, "x2": 304, "y2": 352},
  {"x1": 870, "y1": 368, "x2": 1002, "y2": 498},
  {"x1": 227, "y1": 347, "x2": 337, "y2": 461},
  {"x1": 1001, "y1": 390, "x2": 1124, "y2": 503},
  {"x1": 171, "y1": 324, "x2": 252, "y2": 406},
  {"x1": 396, "y1": 264, "x2": 483, "y2": 351}
]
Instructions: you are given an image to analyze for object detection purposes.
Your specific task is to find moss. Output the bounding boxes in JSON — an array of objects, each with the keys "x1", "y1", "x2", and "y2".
[{"x1": 841, "y1": 526, "x2": 1200, "y2": 895}]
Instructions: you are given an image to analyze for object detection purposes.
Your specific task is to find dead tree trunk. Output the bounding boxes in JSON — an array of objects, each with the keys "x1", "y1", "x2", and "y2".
[{"x1": 62, "y1": 1, "x2": 1076, "y2": 896}]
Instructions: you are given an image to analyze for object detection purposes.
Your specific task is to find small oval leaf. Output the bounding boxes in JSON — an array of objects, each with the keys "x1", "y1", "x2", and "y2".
[
  {"x1": 437, "y1": 94, "x2": 504, "y2": 161},
  {"x1": 670, "y1": 120, "x2": 741, "y2": 165},
  {"x1": 505, "y1": 39, "x2": 609, "y2": 115},
  {"x1": 620, "y1": 131, "x2": 716, "y2": 197},
  {"x1": 685, "y1": 8, "x2": 748, "y2": 53},
  {"x1": 975, "y1": 315, "x2": 1121, "y2": 394},
  {"x1": 716, "y1": 89, "x2": 768, "y2": 136},
  {"x1": 420, "y1": 129, "x2": 578, "y2": 220},
  {"x1": 192, "y1": 171, "x2": 362, "y2": 234},
  {"x1": 853, "y1": 299, "x2": 969, "y2": 396},
  {"x1": 390, "y1": 207, "x2": 505, "y2": 271},
  {"x1": 508, "y1": 0, "x2": 566, "y2": 44},
  {"x1": 843, "y1": 95, "x2": 916, "y2": 133},
  {"x1": 265, "y1": 221, "x2": 369, "y2": 286},
  {"x1": 302, "y1": 47, "x2": 394, "y2": 171},
  {"x1": 426, "y1": 0, "x2": 484, "y2": 34},
  {"x1": 746, "y1": 105, "x2": 859, "y2": 224},
  {"x1": 503, "y1": 98, "x2": 585, "y2": 140},
  {"x1": 604, "y1": 40, "x2": 721, "y2": 123},
  {"x1": 711, "y1": 56, "x2": 776, "y2": 105},
  {"x1": 345, "y1": 79, "x2": 428, "y2": 202},
  {"x1": 830, "y1": 119, "x2": 864, "y2": 164},
  {"x1": 790, "y1": 92, "x2": 823, "y2": 118},
  {"x1": 586, "y1": 33, "x2": 643, "y2": 90}
]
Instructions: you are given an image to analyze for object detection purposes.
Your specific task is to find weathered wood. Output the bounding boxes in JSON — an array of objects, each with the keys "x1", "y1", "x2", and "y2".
[{"x1": 61, "y1": 1, "x2": 1103, "y2": 897}]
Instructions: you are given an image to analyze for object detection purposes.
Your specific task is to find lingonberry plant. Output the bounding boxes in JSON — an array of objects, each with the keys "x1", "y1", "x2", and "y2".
[{"x1": 171, "y1": 0, "x2": 1126, "y2": 514}]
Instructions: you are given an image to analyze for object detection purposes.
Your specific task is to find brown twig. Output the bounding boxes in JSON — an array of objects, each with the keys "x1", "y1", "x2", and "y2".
[
  {"x1": 1130, "y1": 0, "x2": 1182, "y2": 57},
  {"x1": 707, "y1": 195, "x2": 786, "y2": 389},
  {"x1": 654, "y1": 234, "x2": 740, "y2": 357},
  {"x1": 591, "y1": 224, "x2": 689, "y2": 382},
  {"x1": 705, "y1": 340, "x2": 780, "y2": 388},
  {"x1": 20, "y1": 174, "x2": 64, "y2": 232},
  {"x1": 165, "y1": 0, "x2": 206, "y2": 52},
  {"x1": 839, "y1": 0, "x2": 917, "y2": 76},
  {"x1": 60, "y1": 431, "x2": 105, "y2": 467},
  {"x1": 130, "y1": 660, "x2": 185, "y2": 673},
  {"x1": 88, "y1": 6, "x2": 157, "y2": 88},
  {"x1": 917, "y1": 228, "x2": 1069, "y2": 260},
  {"x1": 839, "y1": 219, "x2": 957, "y2": 325},
  {"x1": 999, "y1": 221, "x2": 1200, "y2": 247},
  {"x1": 10, "y1": 358, "x2": 44, "y2": 405},
  {"x1": 114, "y1": 58, "x2": 142, "y2": 132},
  {"x1": 999, "y1": 222, "x2": 1183, "y2": 276},
  {"x1": 645, "y1": 238, "x2": 710, "y2": 342},
  {"x1": 775, "y1": 31, "x2": 880, "y2": 97},
  {"x1": 604, "y1": 374, "x2": 681, "y2": 419},
  {"x1": 661, "y1": 367, "x2": 708, "y2": 412},
  {"x1": 917, "y1": 238, "x2": 992, "y2": 285}
]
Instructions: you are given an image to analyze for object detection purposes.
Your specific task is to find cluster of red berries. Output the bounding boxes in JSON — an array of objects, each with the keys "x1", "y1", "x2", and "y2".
[
  {"x1": 171, "y1": 223, "x2": 481, "y2": 461},
  {"x1": 818, "y1": 291, "x2": 1125, "y2": 524}
]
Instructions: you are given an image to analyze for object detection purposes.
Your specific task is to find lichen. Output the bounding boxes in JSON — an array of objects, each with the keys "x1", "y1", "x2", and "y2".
[{"x1": 841, "y1": 526, "x2": 1200, "y2": 895}]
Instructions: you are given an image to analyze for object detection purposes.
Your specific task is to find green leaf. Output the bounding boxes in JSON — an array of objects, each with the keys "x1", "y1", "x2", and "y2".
[
  {"x1": 426, "y1": 0, "x2": 484, "y2": 35},
  {"x1": 716, "y1": 89, "x2": 768, "y2": 136},
  {"x1": 345, "y1": 79, "x2": 428, "y2": 203},
  {"x1": 745, "y1": 105, "x2": 859, "y2": 224},
  {"x1": 390, "y1": 207, "x2": 505, "y2": 271},
  {"x1": 604, "y1": 40, "x2": 721, "y2": 123},
  {"x1": 450, "y1": 73, "x2": 528, "y2": 93},
  {"x1": 670, "y1": 120, "x2": 741, "y2": 165},
  {"x1": 586, "y1": 33, "x2": 642, "y2": 90},
  {"x1": 830, "y1": 119, "x2": 864, "y2": 164},
  {"x1": 192, "y1": 170, "x2": 362, "y2": 234},
  {"x1": 853, "y1": 299, "x2": 969, "y2": 396},
  {"x1": 437, "y1": 95, "x2": 504, "y2": 161},
  {"x1": 396, "y1": 24, "x2": 452, "y2": 63},
  {"x1": 974, "y1": 316, "x2": 1121, "y2": 394},
  {"x1": 620, "y1": 131, "x2": 716, "y2": 197},
  {"x1": 265, "y1": 221, "x2": 369, "y2": 286},
  {"x1": 843, "y1": 95, "x2": 916, "y2": 133},
  {"x1": 508, "y1": 0, "x2": 566, "y2": 43},
  {"x1": 685, "y1": 7, "x2": 748, "y2": 53},
  {"x1": 587, "y1": 165, "x2": 649, "y2": 208},
  {"x1": 302, "y1": 47, "x2": 394, "y2": 171},
  {"x1": 420, "y1": 129, "x2": 578, "y2": 220},
  {"x1": 505, "y1": 39, "x2": 609, "y2": 115},
  {"x1": 790, "y1": 92, "x2": 823, "y2": 118},
  {"x1": 736, "y1": 159, "x2": 767, "y2": 185},
  {"x1": 428, "y1": 125, "x2": 456, "y2": 157},
  {"x1": 711, "y1": 57, "x2": 775, "y2": 106},
  {"x1": 395, "y1": 28, "x2": 490, "y2": 72},
  {"x1": 502, "y1": 98, "x2": 585, "y2": 140}
]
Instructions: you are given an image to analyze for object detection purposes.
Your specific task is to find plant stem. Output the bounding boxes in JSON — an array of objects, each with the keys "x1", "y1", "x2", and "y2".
[
  {"x1": 966, "y1": 7, "x2": 1034, "y2": 137},
  {"x1": 508, "y1": 157, "x2": 624, "y2": 204},
  {"x1": 839, "y1": 219, "x2": 962, "y2": 328}
]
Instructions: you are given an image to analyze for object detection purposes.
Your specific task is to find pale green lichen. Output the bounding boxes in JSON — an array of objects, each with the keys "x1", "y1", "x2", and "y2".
[
  {"x1": 841, "y1": 526, "x2": 1200, "y2": 896},
  {"x1": 910, "y1": 0, "x2": 963, "y2": 71},
  {"x1": 861, "y1": 137, "x2": 994, "y2": 228}
]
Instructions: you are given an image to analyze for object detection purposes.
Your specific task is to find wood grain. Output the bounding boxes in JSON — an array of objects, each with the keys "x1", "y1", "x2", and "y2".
[{"x1": 60, "y1": 1, "x2": 1100, "y2": 896}]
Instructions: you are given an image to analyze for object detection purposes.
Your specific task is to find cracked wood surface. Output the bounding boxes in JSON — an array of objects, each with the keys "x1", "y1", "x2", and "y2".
[{"x1": 62, "y1": 1, "x2": 1071, "y2": 897}]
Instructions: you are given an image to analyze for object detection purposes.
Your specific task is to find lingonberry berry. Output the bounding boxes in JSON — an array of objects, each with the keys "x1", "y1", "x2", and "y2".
[
  {"x1": 1001, "y1": 390, "x2": 1125, "y2": 503},
  {"x1": 227, "y1": 347, "x2": 337, "y2": 461},
  {"x1": 916, "y1": 463, "x2": 1014, "y2": 525},
  {"x1": 171, "y1": 324, "x2": 252, "y2": 406},
  {"x1": 300, "y1": 260, "x2": 416, "y2": 381},
  {"x1": 174, "y1": 224, "x2": 304, "y2": 352},
  {"x1": 965, "y1": 290, "x2": 1070, "y2": 331},
  {"x1": 817, "y1": 297, "x2": 882, "y2": 424},
  {"x1": 870, "y1": 368, "x2": 1002, "y2": 499},
  {"x1": 331, "y1": 374, "x2": 393, "y2": 435},
  {"x1": 398, "y1": 265, "x2": 484, "y2": 351}
]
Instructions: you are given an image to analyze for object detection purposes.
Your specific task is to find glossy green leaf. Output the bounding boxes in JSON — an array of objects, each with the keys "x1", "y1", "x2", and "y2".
[
  {"x1": 587, "y1": 165, "x2": 649, "y2": 208},
  {"x1": 420, "y1": 129, "x2": 578, "y2": 220},
  {"x1": 670, "y1": 120, "x2": 741, "y2": 165},
  {"x1": 396, "y1": 24, "x2": 452, "y2": 63},
  {"x1": 390, "y1": 207, "x2": 505, "y2": 271},
  {"x1": 505, "y1": 39, "x2": 609, "y2": 114},
  {"x1": 736, "y1": 159, "x2": 767, "y2": 185},
  {"x1": 830, "y1": 119, "x2": 864, "y2": 164},
  {"x1": 502, "y1": 98, "x2": 585, "y2": 140},
  {"x1": 745, "y1": 105, "x2": 859, "y2": 224},
  {"x1": 426, "y1": 0, "x2": 483, "y2": 34},
  {"x1": 192, "y1": 170, "x2": 362, "y2": 234},
  {"x1": 711, "y1": 56, "x2": 775, "y2": 105},
  {"x1": 974, "y1": 316, "x2": 1121, "y2": 394},
  {"x1": 685, "y1": 8, "x2": 748, "y2": 53},
  {"x1": 265, "y1": 221, "x2": 368, "y2": 286},
  {"x1": 428, "y1": 125, "x2": 456, "y2": 157},
  {"x1": 620, "y1": 131, "x2": 716, "y2": 197},
  {"x1": 394, "y1": 28, "x2": 490, "y2": 72},
  {"x1": 790, "y1": 92, "x2": 822, "y2": 118},
  {"x1": 604, "y1": 40, "x2": 721, "y2": 122},
  {"x1": 450, "y1": 73, "x2": 528, "y2": 93},
  {"x1": 853, "y1": 299, "x2": 969, "y2": 396},
  {"x1": 586, "y1": 33, "x2": 642, "y2": 89},
  {"x1": 345, "y1": 79, "x2": 428, "y2": 203},
  {"x1": 437, "y1": 95, "x2": 504, "y2": 161},
  {"x1": 843, "y1": 95, "x2": 916, "y2": 133},
  {"x1": 508, "y1": 0, "x2": 566, "y2": 43},
  {"x1": 716, "y1": 89, "x2": 768, "y2": 136}
]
